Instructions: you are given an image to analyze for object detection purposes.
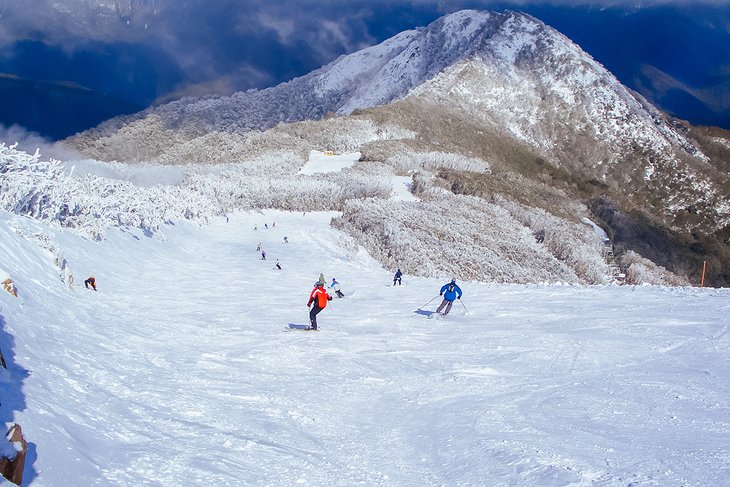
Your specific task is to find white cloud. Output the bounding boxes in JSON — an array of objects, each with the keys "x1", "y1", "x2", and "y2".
[
  {"x1": 154, "y1": 64, "x2": 271, "y2": 104},
  {"x1": 0, "y1": 124, "x2": 86, "y2": 161},
  {"x1": 250, "y1": 13, "x2": 296, "y2": 44}
]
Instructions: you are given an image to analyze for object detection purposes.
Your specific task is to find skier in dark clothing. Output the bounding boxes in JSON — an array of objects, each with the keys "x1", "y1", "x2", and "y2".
[
  {"x1": 436, "y1": 278, "x2": 462, "y2": 315},
  {"x1": 307, "y1": 282, "x2": 332, "y2": 330},
  {"x1": 393, "y1": 268, "x2": 402, "y2": 286},
  {"x1": 84, "y1": 276, "x2": 97, "y2": 291}
]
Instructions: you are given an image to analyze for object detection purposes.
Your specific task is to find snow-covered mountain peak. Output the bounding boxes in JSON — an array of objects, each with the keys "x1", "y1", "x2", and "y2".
[
  {"x1": 61, "y1": 8, "x2": 725, "y2": 240},
  {"x1": 68, "y1": 8, "x2": 700, "y2": 164},
  {"x1": 315, "y1": 9, "x2": 561, "y2": 114},
  {"x1": 404, "y1": 10, "x2": 705, "y2": 166},
  {"x1": 314, "y1": 9, "x2": 497, "y2": 113},
  {"x1": 68, "y1": 10, "x2": 577, "y2": 162}
]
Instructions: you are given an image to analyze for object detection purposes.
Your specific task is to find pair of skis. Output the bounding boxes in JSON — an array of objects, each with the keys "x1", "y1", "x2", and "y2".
[{"x1": 285, "y1": 323, "x2": 318, "y2": 331}]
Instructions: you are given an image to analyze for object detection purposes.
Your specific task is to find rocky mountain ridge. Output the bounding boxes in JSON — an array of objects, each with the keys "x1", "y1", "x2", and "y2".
[{"x1": 65, "y1": 10, "x2": 700, "y2": 164}]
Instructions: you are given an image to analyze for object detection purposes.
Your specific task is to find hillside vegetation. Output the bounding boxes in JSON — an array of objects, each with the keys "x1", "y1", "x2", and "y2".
[
  {"x1": 1, "y1": 106, "x2": 693, "y2": 288},
  {"x1": 16, "y1": 9, "x2": 730, "y2": 285}
]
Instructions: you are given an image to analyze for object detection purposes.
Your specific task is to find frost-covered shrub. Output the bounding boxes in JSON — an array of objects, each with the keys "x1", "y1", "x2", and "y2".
[
  {"x1": 496, "y1": 198, "x2": 609, "y2": 284},
  {"x1": 155, "y1": 129, "x2": 310, "y2": 172},
  {"x1": 386, "y1": 151, "x2": 490, "y2": 174},
  {"x1": 88, "y1": 115, "x2": 418, "y2": 167},
  {"x1": 180, "y1": 165, "x2": 391, "y2": 213},
  {"x1": 323, "y1": 170, "x2": 393, "y2": 202},
  {"x1": 187, "y1": 173, "x2": 345, "y2": 212},
  {"x1": 1, "y1": 143, "x2": 220, "y2": 239},
  {"x1": 67, "y1": 112, "x2": 193, "y2": 163},
  {"x1": 1, "y1": 143, "x2": 395, "y2": 239},
  {"x1": 619, "y1": 250, "x2": 690, "y2": 286},
  {"x1": 349, "y1": 160, "x2": 392, "y2": 176},
  {"x1": 281, "y1": 117, "x2": 416, "y2": 154},
  {"x1": 359, "y1": 140, "x2": 420, "y2": 163},
  {"x1": 333, "y1": 191, "x2": 579, "y2": 283},
  {"x1": 411, "y1": 171, "x2": 436, "y2": 196}
]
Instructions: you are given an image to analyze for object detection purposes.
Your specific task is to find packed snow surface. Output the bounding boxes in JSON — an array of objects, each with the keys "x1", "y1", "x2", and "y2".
[
  {"x1": 1, "y1": 209, "x2": 729, "y2": 486},
  {"x1": 390, "y1": 176, "x2": 418, "y2": 202},
  {"x1": 581, "y1": 217, "x2": 609, "y2": 242},
  {"x1": 298, "y1": 151, "x2": 360, "y2": 175}
]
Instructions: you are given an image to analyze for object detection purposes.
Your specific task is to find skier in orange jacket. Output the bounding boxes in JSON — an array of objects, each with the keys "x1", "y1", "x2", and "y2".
[{"x1": 307, "y1": 282, "x2": 332, "y2": 330}]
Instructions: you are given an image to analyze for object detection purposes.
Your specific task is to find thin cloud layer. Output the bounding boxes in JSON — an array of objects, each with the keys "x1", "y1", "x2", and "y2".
[
  {"x1": 3, "y1": 1, "x2": 719, "y2": 53},
  {"x1": 1, "y1": 1, "x2": 726, "y2": 74},
  {"x1": 0, "y1": 0, "x2": 385, "y2": 101},
  {"x1": 0, "y1": 0, "x2": 728, "y2": 129}
]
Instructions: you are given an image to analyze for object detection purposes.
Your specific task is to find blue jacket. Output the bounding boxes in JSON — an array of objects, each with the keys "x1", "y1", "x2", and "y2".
[{"x1": 440, "y1": 281, "x2": 462, "y2": 301}]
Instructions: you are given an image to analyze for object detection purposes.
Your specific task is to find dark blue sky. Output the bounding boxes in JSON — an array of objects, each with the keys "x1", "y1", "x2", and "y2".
[{"x1": 0, "y1": 0, "x2": 728, "y2": 133}]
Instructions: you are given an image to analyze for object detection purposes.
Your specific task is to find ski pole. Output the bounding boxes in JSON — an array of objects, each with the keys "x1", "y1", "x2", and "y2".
[
  {"x1": 459, "y1": 298, "x2": 470, "y2": 316},
  {"x1": 419, "y1": 295, "x2": 440, "y2": 309}
]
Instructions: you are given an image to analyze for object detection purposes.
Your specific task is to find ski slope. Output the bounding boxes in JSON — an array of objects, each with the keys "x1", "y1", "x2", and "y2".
[
  {"x1": 1, "y1": 209, "x2": 729, "y2": 486},
  {"x1": 298, "y1": 151, "x2": 360, "y2": 175}
]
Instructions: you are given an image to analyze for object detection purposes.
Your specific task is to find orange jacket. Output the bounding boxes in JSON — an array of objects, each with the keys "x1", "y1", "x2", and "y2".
[{"x1": 308, "y1": 287, "x2": 332, "y2": 308}]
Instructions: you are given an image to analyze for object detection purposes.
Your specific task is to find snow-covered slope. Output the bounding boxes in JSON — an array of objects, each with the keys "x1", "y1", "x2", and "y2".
[
  {"x1": 0, "y1": 142, "x2": 618, "y2": 285},
  {"x1": 1, "y1": 208, "x2": 729, "y2": 485}
]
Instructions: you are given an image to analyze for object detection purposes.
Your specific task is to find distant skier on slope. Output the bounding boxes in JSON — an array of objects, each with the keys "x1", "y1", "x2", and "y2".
[
  {"x1": 84, "y1": 276, "x2": 97, "y2": 291},
  {"x1": 307, "y1": 282, "x2": 332, "y2": 330},
  {"x1": 330, "y1": 277, "x2": 345, "y2": 298},
  {"x1": 393, "y1": 268, "x2": 402, "y2": 286},
  {"x1": 436, "y1": 278, "x2": 462, "y2": 315},
  {"x1": 2, "y1": 277, "x2": 18, "y2": 297}
]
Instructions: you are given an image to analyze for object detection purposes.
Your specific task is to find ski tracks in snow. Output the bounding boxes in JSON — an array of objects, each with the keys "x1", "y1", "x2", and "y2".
[{"x1": 3, "y1": 210, "x2": 730, "y2": 485}]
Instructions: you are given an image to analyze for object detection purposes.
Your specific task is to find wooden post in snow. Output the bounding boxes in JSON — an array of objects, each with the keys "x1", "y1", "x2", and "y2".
[
  {"x1": 700, "y1": 260, "x2": 707, "y2": 288},
  {"x1": 0, "y1": 424, "x2": 27, "y2": 485}
]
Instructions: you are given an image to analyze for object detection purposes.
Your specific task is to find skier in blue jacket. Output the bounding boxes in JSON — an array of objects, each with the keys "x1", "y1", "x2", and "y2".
[
  {"x1": 436, "y1": 278, "x2": 462, "y2": 315},
  {"x1": 330, "y1": 277, "x2": 345, "y2": 298}
]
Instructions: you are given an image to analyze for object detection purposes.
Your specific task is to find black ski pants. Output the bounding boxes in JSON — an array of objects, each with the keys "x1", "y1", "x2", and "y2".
[{"x1": 309, "y1": 305, "x2": 324, "y2": 328}]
